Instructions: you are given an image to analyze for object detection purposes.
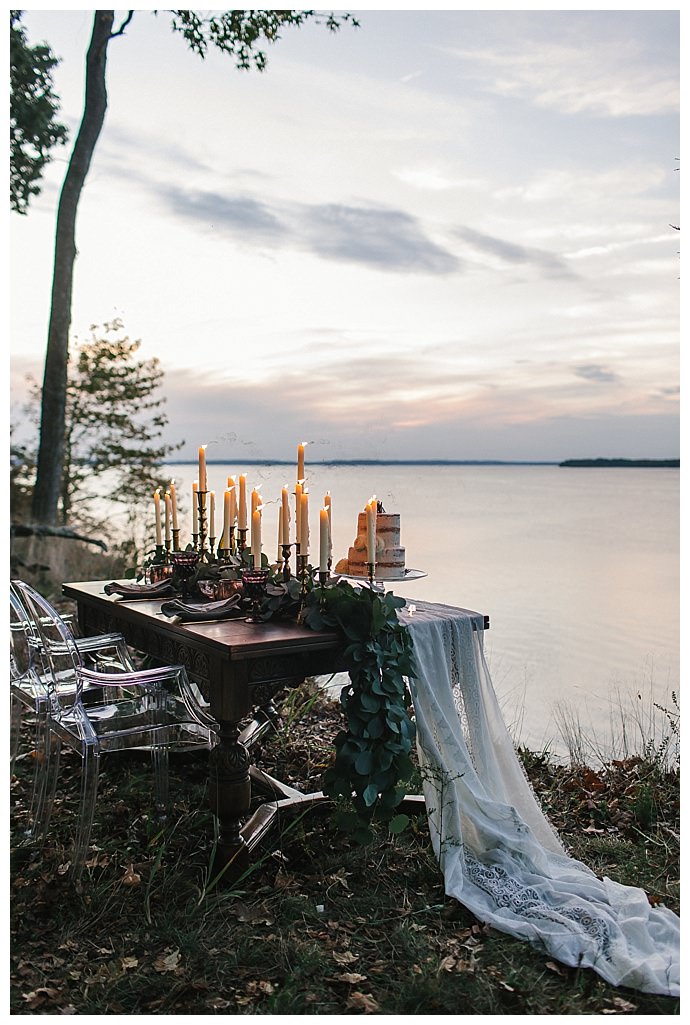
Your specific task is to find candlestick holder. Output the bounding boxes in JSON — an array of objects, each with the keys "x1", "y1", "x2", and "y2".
[
  {"x1": 281, "y1": 542, "x2": 294, "y2": 581},
  {"x1": 241, "y1": 567, "x2": 269, "y2": 623},
  {"x1": 318, "y1": 568, "x2": 329, "y2": 609},
  {"x1": 196, "y1": 490, "x2": 212, "y2": 563},
  {"x1": 228, "y1": 525, "x2": 236, "y2": 556},
  {"x1": 367, "y1": 562, "x2": 376, "y2": 588},
  {"x1": 296, "y1": 553, "x2": 310, "y2": 621},
  {"x1": 171, "y1": 527, "x2": 181, "y2": 552},
  {"x1": 208, "y1": 536, "x2": 216, "y2": 561},
  {"x1": 236, "y1": 527, "x2": 248, "y2": 556}
]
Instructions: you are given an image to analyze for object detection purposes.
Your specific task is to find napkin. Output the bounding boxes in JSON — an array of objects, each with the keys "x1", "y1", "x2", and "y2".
[
  {"x1": 159, "y1": 594, "x2": 244, "y2": 623},
  {"x1": 104, "y1": 580, "x2": 178, "y2": 599}
]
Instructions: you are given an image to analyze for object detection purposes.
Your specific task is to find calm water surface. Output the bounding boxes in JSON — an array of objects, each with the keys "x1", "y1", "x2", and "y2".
[{"x1": 163, "y1": 463, "x2": 679, "y2": 760}]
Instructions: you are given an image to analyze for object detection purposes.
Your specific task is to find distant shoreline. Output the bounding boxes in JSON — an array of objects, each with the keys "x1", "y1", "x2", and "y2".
[
  {"x1": 558, "y1": 458, "x2": 679, "y2": 468},
  {"x1": 164, "y1": 458, "x2": 678, "y2": 468}
]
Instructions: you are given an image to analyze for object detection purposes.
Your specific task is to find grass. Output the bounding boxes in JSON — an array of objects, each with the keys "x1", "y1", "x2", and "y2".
[{"x1": 10, "y1": 680, "x2": 679, "y2": 1015}]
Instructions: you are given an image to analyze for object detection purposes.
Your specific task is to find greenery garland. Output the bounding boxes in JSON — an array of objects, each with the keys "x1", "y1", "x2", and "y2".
[{"x1": 302, "y1": 580, "x2": 418, "y2": 842}]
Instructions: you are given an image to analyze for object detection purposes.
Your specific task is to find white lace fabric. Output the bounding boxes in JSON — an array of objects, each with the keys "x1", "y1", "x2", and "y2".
[{"x1": 400, "y1": 601, "x2": 680, "y2": 997}]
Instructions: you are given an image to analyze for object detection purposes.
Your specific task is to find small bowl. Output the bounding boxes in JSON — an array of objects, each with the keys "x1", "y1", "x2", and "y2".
[{"x1": 198, "y1": 579, "x2": 243, "y2": 600}]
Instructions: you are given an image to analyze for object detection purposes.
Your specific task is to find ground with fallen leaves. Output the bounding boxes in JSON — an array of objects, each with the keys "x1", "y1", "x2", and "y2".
[{"x1": 10, "y1": 681, "x2": 679, "y2": 1015}]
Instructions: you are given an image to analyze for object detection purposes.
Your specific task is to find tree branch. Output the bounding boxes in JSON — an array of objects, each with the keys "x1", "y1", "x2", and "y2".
[
  {"x1": 11, "y1": 523, "x2": 108, "y2": 551},
  {"x1": 111, "y1": 11, "x2": 135, "y2": 39}
]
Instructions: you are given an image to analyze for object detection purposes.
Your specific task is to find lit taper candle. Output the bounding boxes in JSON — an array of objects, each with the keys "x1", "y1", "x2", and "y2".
[
  {"x1": 319, "y1": 507, "x2": 329, "y2": 573},
  {"x1": 153, "y1": 489, "x2": 162, "y2": 545},
  {"x1": 252, "y1": 505, "x2": 262, "y2": 568},
  {"x1": 238, "y1": 474, "x2": 247, "y2": 529},
  {"x1": 169, "y1": 480, "x2": 179, "y2": 531},
  {"x1": 198, "y1": 445, "x2": 207, "y2": 492}
]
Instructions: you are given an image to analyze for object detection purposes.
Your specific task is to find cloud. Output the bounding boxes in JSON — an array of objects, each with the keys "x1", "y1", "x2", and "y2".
[
  {"x1": 444, "y1": 37, "x2": 678, "y2": 118},
  {"x1": 156, "y1": 184, "x2": 287, "y2": 240},
  {"x1": 150, "y1": 181, "x2": 460, "y2": 275},
  {"x1": 573, "y1": 364, "x2": 620, "y2": 384},
  {"x1": 301, "y1": 203, "x2": 460, "y2": 274},
  {"x1": 454, "y1": 226, "x2": 576, "y2": 280}
]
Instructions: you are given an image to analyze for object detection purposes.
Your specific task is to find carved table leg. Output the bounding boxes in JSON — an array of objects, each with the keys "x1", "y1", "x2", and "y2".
[{"x1": 207, "y1": 721, "x2": 252, "y2": 880}]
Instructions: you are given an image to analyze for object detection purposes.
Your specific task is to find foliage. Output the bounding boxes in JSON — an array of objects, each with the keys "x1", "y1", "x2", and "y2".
[
  {"x1": 9, "y1": 10, "x2": 68, "y2": 214},
  {"x1": 302, "y1": 581, "x2": 417, "y2": 838},
  {"x1": 22, "y1": 319, "x2": 182, "y2": 531},
  {"x1": 166, "y1": 9, "x2": 360, "y2": 68}
]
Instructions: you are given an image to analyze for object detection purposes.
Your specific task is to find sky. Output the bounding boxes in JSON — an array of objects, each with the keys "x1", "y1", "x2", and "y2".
[{"x1": 9, "y1": 6, "x2": 681, "y2": 464}]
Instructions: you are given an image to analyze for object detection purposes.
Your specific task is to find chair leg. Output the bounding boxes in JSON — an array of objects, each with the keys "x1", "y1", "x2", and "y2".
[
  {"x1": 70, "y1": 744, "x2": 100, "y2": 881},
  {"x1": 10, "y1": 694, "x2": 22, "y2": 776},
  {"x1": 31, "y1": 728, "x2": 61, "y2": 840},
  {"x1": 150, "y1": 733, "x2": 170, "y2": 818}
]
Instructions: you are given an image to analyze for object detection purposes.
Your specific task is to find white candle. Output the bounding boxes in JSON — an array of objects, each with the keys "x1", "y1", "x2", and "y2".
[
  {"x1": 319, "y1": 507, "x2": 329, "y2": 573},
  {"x1": 366, "y1": 499, "x2": 377, "y2": 568},
  {"x1": 281, "y1": 485, "x2": 290, "y2": 545},
  {"x1": 278, "y1": 508, "x2": 284, "y2": 559},
  {"x1": 192, "y1": 481, "x2": 199, "y2": 535},
  {"x1": 324, "y1": 491, "x2": 332, "y2": 558},
  {"x1": 252, "y1": 506, "x2": 262, "y2": 569},
  {"x1": 295, "y1": 480, "x2": 303, "y2": 548},
  {"x1": 300, "y1": 490, "x2": 309, "y2": 557},
  {"x1": 198, "y1": 445, "x2": 207, "y2": 492},
  {"x1": 170, "y1": 480, "x2": 179, "y2": 531},
  {"x1": 224, "y1": 477, "x2": 236, "y2": 529},
  {"x1": 222, "y1": 489, "x2": 232, "y2": 549},
  {"x1": 164, "y1": 491, "x2": 172, "y2": 546},
  {"x1": 153, "y1": 490, "x2": 162, "y2": 545},
  {"x1": 297, "y1": 441, "x2": 306, "y2": 482},
  {"x1": 209, "y1": 491, "x2": 216, "y2": 538},
  {"x1": 251, "y1": 488, "x2": 260, "y2": 518},
  {"x1": 238, "y1": 474, "x2": 247, "y2": 529}
]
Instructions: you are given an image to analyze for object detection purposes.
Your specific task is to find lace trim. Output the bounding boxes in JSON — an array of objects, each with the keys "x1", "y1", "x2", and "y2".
[{"x1": 464, "y1": 849, "x2": 613, "y2": 962}]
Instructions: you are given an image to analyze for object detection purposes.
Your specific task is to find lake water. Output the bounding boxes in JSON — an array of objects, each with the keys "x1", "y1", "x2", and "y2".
[{"x1": 162, "y1": 462, "x2": 679, "y2": 762}]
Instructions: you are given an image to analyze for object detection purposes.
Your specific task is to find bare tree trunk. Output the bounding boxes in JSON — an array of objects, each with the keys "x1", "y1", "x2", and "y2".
[{"x1": 31, "y1": 11, "x2": 115, "y2": 524}]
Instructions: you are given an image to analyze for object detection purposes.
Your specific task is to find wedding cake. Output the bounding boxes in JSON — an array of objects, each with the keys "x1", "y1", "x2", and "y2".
[{"x1": 335, "y1": 503, "x2": 406, "y2": 578}]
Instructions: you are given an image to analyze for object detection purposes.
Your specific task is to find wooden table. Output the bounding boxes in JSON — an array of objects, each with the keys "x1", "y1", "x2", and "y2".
[{"x1": 63, "y1": 580, "x2": 345, "y2": 877}]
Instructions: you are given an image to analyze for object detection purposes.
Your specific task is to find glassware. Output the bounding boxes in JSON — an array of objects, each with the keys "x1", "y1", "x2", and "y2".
[
  {"x1": 241, "y1": 568, "x2": 269, "y2": 623},
  {"x1": 170, "y1": 550, "x2": 200, "y2": 597}
]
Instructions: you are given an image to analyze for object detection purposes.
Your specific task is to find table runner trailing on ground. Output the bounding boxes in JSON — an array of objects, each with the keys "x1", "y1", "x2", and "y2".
[{"x1": 399, "y1": 602, "x2": 680, "y2": 997}]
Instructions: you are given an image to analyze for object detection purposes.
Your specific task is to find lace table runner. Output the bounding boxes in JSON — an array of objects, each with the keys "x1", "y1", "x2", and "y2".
[{"x1": 400, "y1": 601, "x2": 679, "y2": 997}]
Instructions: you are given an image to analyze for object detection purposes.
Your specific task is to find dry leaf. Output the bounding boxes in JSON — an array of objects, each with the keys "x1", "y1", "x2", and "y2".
[
  {"x1": 332, "y1": 950, "x2": 358, "y2": 964},
  {"x1": 23, "y1": 988, "x2": 60, "y2": 1009},
  {"x1": 205, "y1": 997, "x2": 231, "y2": 1010},
  {"x1": 121, "y1": 957, "x2": 138, "y2": 971},
  {"x1": 347, "y1": 991, "x2": 380, "y2": 1013},
  {"x1": 232, "y1": 901, "x2": 274, "y2": 925},
  {"x1": 154, "y1": 949, "x2": 181, "y2": 973},
  {"x1": 338, "y1": 972, "x2": 368, "y2": 984},
  {"x1": 121, "y1": 864, "x2": 141, "y2": 886},
  {"x1": 544, "y1": 960, "x2": 566, "y2": 976},
  {"x1": 611, "y1": 997, "x2": 638, "y2": 1012}
]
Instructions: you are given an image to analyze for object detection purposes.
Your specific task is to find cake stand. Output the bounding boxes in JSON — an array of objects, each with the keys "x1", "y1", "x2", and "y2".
[{"x1": 338, "y1": 568, "x2": 427, "y2": 591}]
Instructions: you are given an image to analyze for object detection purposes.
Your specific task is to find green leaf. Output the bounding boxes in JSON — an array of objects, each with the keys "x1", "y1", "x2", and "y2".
[
  {"x1": 388, "y1": 813, "x2": 410, "y2": 834},
  {"x1": 363, "y1": 783, "x2": 379, "y2": 807}
]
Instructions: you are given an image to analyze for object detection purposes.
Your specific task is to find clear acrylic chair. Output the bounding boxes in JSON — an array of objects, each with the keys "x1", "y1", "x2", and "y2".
[
  {"x1": 11, "y1": 579, "x2": 217, "y2": 880},
  {"x1": 10, "y1": 581, "x2": 138, "y2": 829}
]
